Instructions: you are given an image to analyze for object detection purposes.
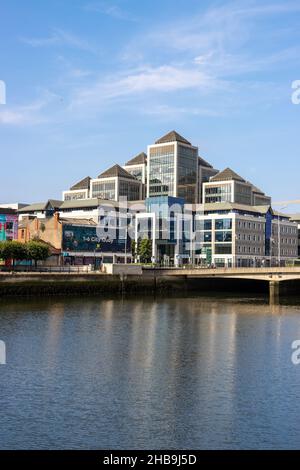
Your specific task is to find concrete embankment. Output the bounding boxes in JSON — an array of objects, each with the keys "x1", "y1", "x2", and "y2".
[
  {"x1": 2, "y1": 268, "x2": 300, "y2": 298},
  {"x1": 0, "y1": 272, "x2": 188, "y2": 297},
  {"x1": 0, "y1": 271, "x2": 274, "y2": 298}
]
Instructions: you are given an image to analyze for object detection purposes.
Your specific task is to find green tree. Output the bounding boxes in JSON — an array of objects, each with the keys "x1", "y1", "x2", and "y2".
[
  {"x1": 26, "y1": 241, "x2": 50, "y2": 268},
  {"x1": 131, "y1": 240, "x2": 137, "y2": 261},
  {"x1": 0, "y1": 241, "x2": 27, "y2": 267},
  {"x1": 138, "y1": 238, "x2": 152, "y2": 264}
]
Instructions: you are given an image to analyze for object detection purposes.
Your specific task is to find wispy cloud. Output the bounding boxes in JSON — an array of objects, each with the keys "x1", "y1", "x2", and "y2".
[
  {"x1": 70, "y1": 64, "x2": 222, "y2": 108},
  {"x1": 21, "y1": 28, "x2": 98, "y2": 53},
  {"x1": 84, "y1": 1, "x2": 136, "y2": 21},
  {"x1": 0, "y1": 91, "x2": 60, "y2": 126},
  {"x1": 9, "y1": 0, "x2": 300, "y2": 126},
  {"x1": 122, "y1": 0, "x2": 300, "y2": 76},
  {"x1": 142, "y1": 104, "x2": 224, "y2": 118},
  {"x1": 0, "y1": 102, "x2": 45, "y2": 125}
]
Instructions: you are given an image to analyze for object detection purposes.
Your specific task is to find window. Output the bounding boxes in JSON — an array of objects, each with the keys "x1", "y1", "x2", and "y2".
[
  {"x1": 119, "y1": 180, "x2": 140, "y2": 201},
  {"x1": 215, "y1": 231, "x2": 232, "y2": 242},
  {"x1": 214, "y1": 258, "x2": 227, "y2": 267},
  {"x1": 149, "y1": 145, "x2": 175, "y2": 197},
  {"x1": 204, "y1": 232, "x2": 212, "y2": 242},
  {"x1": 215, "y1": 219, "x2": 232, "y2": 230},
  {"x1": 215, "y1": 244, "x2": 232, "y2": 254},
  {"x1": 177, "y1": 145, "x2": 198, "y2": 203},
  {"x1": 205, "y1": 184, "x2": 232, "y2": 204},
  {"x1": 196, "y1": 219, "x2": 212, "y2": 231},
  {"x1": 125, "y1": 166, "x2": 144, "y2": 181},
  {"x1": 64, "y1": 191, "x2": 87, "y2": 201},
  {"x1": 6, "y1": 222, "x2": 14, "y2": 230},
  {"x1": 92, "y1": 180, "x2": 116, "y2": 200}
]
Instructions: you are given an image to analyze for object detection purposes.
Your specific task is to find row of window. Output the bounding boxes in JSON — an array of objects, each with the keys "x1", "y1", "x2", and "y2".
[
  {"x1": 237, "y1": 246, "x2": 297, "y2": 256},
  {"x1": 234, "y1": 182, "x2": 252, "y2": 205},
  {"x1": 237, "y1": 233, "x2": 263, "y2": 242},
  {"x1": 204, "y1": 184, "x2": 232, "y2": 204},
  {"x1": 272, "y1": 225, "x2": 297, "y2": 235},
  {"x1": 275, "y1": 238, "x2": 297, "y2": 245},
  {"x1": 195, "y1": 218, "x2": 232, "y2": 231},
  {"x1": 237, "y1": 220, "x2": 264, "y2": 230},
  {"x1": 149, "y1": 151, "x2": 175, "y2": 197},
  {"x1": 238, "y1": 246, "x2": 262, "y2": 254},
  {"x1": 199, "y1": 231, "x2": 232, "y2": 242},
  {"x1": 92, "y1": 181, "x2": 116, "y2": 200},
  {"x1": 64, "y1": 192, "x2": 87, "y2": 201}
]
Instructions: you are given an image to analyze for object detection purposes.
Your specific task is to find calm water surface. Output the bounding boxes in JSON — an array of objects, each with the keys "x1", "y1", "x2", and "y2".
[{"x1": 0, "y1": 294, "x2": 300, "y2": 449}]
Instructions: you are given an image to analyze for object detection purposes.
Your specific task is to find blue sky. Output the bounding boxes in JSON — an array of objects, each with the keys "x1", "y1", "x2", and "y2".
[{"x1": 0, "y1": 0, "x2": 300, "y2": 210}]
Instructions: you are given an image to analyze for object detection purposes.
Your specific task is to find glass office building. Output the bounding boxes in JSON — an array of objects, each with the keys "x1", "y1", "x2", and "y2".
[
  {"x1": 177, "y1": 144, "x2": 198, "y2": 203},
  {"x1": 91, "y1": 180, "x2": 116, "y2": 200},
  {"x1": 147, "y1": 131, "x2": 198, "y2": 204},
  {"x1": 148, "y1": 144, "x2": 176, "y2": 198}
]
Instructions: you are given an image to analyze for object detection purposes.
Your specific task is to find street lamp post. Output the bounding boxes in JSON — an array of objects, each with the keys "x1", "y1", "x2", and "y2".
[
  {"x1": 277, "y1": 205, "x2": 287, "y2": 267},
  {"x1": 235, "y1": 234, "x2": 239, "y2": 268},
  {"x1": 124, "y1": 214, "x2": 130, "y2": 264},
  {"x1": 277, "y1": 214, "x2": 280, "y2": 267}
]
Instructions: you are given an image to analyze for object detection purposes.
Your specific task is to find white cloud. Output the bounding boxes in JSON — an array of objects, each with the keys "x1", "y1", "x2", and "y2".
[
  {"x1": 0, "y1": 110, "x2": 28, "y2": 125},
  {"x1": 122, "y1": 1, "x2": 300, "y2": 78},
  {"x1": 21, "y1": 28, "x2": 97, "y2": 53},
  {"x1": 9, "y1": 0, "x2": 300, "y2": 127},
  {"x1": 85, "y1": 2, "x2": 136, "y2": 21},
  {"x1": 0, "y1": 92, "x2": 59, "y2": 126},
  {"x1": 70, "y1": 65, "x2": 221, "y2": 108},
  {"x1": 143, "y1": 104, "x2": 223, "y2": 118}
]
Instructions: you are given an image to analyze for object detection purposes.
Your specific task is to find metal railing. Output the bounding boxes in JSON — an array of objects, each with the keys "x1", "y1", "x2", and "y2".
[{"x1": 0, "y1": 265, "x2": 98, "y2": 274}]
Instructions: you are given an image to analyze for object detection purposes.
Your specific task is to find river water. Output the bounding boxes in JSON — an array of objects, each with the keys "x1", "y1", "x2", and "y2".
[{"x1": 0, "y1": 294, "x2": 300, "y2": 450}]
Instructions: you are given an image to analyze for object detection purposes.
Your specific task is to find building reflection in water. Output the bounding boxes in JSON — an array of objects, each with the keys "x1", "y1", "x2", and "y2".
[{"x1": 2, "y1": 294, "x2": 300, "y2": 449}]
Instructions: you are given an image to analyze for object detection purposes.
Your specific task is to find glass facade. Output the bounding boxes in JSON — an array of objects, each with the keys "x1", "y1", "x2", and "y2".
[
  {"x1": 91, "y1": 180, "x2": 116, "y2": 200},
  {"x1": 145, "y1": 196, "x2": 184, "y2": 243},
  {"x1": 215, "y1": 219, "x2": 232, "y2": 230},
  {"x1": 119, "y1": 180, "x2": 140, "y2": 201},
  {"x1": 149, "y1": 145, "x2": 175, "y2": 197},
  {"x1": 125, "y1": 166, "x2": 144, "y2": 182},
  {"x1": 136, "y1": 217, "x2": 153, "y2": 240},
  {"x1": 234, "y1": 182, "x2": 252, "y2": 205},
  {"x1": 215, "y1": 231, "x2": 232, "y2": 242},
  {"x1": 205, "y1": 184, "x2": 232, "y2": 203},
  {"x1": 215, "y1": 218, "x2": 232, "y2": 253},
  {"x1": 215, "y1": 244, "x2": 232, "y2": 254},
  {"x1": 195, "y1": 219, "x2": 212, "y2": 231},
  {"x1": 64, "y1": 191, "x2": 87, "y2": 201},
  {"x1": 195, "y1": 218, "x2": 212, "y2": 251},
  {"x1": 194, "y1": 217, "x2": 233, "y2": 261},
  {"x1": 177, "y1": 145, "x2": 198, "y2": 204}
]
